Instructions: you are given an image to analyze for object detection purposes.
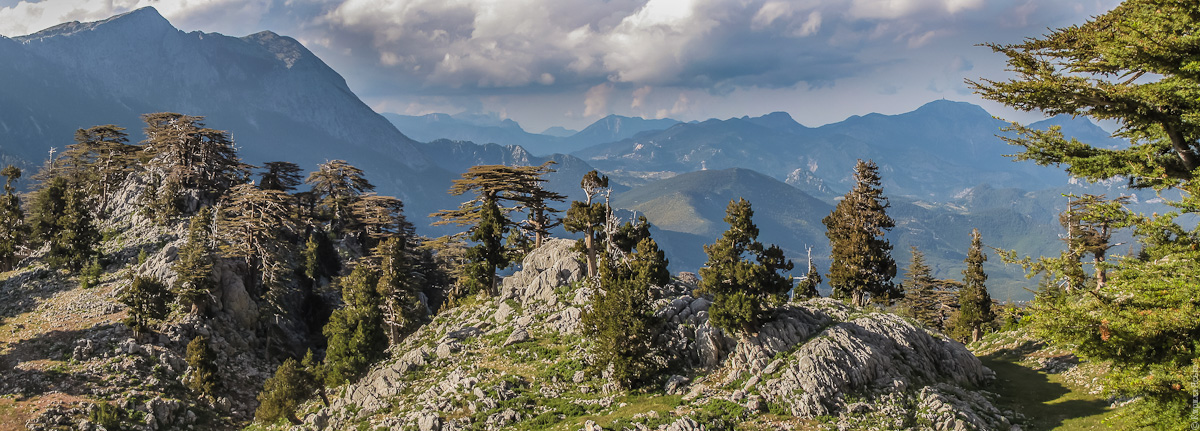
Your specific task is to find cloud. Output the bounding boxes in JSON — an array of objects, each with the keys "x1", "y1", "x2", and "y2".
[
  {"x1": 631, "y1": 86, "x2": 653, "y2": 109},
  {"x1": 583, "y1": 83, "x2": 613, "y2": 117}
]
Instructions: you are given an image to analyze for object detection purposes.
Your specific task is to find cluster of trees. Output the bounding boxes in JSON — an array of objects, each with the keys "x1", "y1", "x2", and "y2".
[
  {"x1": 969, "y1": 0, "x2": 1200, "y2": 427},
  {"x1": 0, "y1": 112, "x2": 438, "y2": 426}
]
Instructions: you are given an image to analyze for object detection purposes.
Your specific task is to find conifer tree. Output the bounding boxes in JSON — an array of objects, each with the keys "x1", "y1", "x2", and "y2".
[
  {"x1": 258, "y1": 161, "x2": 304, "y2": 192},
  {"x1": 303, "y1": 230, "x2": 341, "y2": 284},
  {"x1": 948, "y1": 229, "x2": 994, "y2": 342},
  {"x1": 823, "y1": 159, "x2": 898, "y2": 307},
  {"x1": 322, "y1": 261, "x2": 387, "y2": 386},
  {"x1": 0, "y1": 165, "x2": 24, "y2": 271},
  {"x1": 61, "y1": 125, "x2": 138, "y2": 215},
  {"x1": 120, "y1": 276, "x2": 171, "y2": 338},
  {"x1": 582, "y1": 237, "x2": 669, "y2": 388},
  {"x1": 697, "y1": 198, "x2": 794, "y2": 334},
  {"x1": 185, "y1": 335, "x2": 219, "y2": 398},
  {"x1": 901, "y1": 246, "x2": 940, "y2": 329},
  {"x1": 255, "y1": 357, "x2": 315, "y2": 425},
  {"x1": 140, "y1": 113, "x2": 249, "y2": 207},
  {"x1": 374, "y1": 236, "x2": 423, "y2": 345},
  {"x1": 216, "y1": 183, "x2": 298, "y2": 292},
  {"x1": 173, "y1": 208, "x2": 216, "y2": 313},
  {"x1": 306, "y1": 160, "x2": 374, "y2": 231},
  {"x1": 29, "y1": 176, "x2": 100, "y2": 270},
  {"x1": 563, "y1": 170, "x2": 610, "y2": 278},
  {"x1": 462, "y1": 197, "x2": 511, "y2": 296},
  {"x1": 350, "y1": 194, "x2": 413, "y2": 248}
]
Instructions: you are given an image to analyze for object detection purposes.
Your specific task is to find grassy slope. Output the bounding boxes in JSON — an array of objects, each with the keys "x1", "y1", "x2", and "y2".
[{"x1": 971, "y1": 330, "x2": 1148, "y2": 430}]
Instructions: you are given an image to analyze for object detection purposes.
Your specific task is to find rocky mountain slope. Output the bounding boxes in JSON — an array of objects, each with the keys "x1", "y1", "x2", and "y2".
[{"x1": 279, "y1": 240, "x2": 1019, "y2": 431}]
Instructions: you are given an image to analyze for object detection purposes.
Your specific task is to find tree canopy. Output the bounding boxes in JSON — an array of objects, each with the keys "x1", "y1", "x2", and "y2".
[
  {"x1": 823, "y1": 160, "x2": 897, "y2": 307},
  {"x1": 697, "y1": 198, "x2": 794, "y2": 334}
]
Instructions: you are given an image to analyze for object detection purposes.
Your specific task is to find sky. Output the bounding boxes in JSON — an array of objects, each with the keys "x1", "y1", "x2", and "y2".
[{"x1": 0, "y1": 0, "x2": 1123, "y2": 133}]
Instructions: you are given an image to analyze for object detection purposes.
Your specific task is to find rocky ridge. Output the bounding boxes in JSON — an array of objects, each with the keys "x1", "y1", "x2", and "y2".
[{"x1": 290, "y1": 239, "x2": 1017, "y2": 430}]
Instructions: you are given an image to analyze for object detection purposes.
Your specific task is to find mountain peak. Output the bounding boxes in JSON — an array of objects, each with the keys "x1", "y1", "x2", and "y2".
[
  {"x1": 910, "y1": 99, "x2": 990, "y2": 118},
  {"x1": 17, "y1": 6, "x2": 172, "y2": 41}
]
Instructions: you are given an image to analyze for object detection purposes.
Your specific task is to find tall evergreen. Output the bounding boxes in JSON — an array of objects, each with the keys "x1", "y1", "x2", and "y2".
[
  {"x1": 216, "y1": 183, "x2": 298, "y2": 292},
  {"x1": 582, "y1": 237, "x2": 669, "y2": 388},
  {"x1": 29, "y1": 176, "x2": 100, "y2": 270},
  {"x1": 462, "y1": 198, "x2": 511, "y2": 296},
  {"x1": 823, "y1": 159, "x2": 897, "y2": 307},
  {"x1": 322, "y1": 261, "x2": 387, "y2": 386},
  {"x1": 948, "y1": 229, "x2": 994, "y2": 342},
  {"x1": 173, "y1": 208, "x2": 216, "y2": 314},
  {"x1": 258, "y1": 161, "x2": 304, "y2": 192},
  {"x1": 375, "y1": 237, "x2": 423, "y2": 345},
  {"x1": 901, "y1": 246, "x2": 940, "y2": 329},
  {"x1": 697, "y1": 198, "x2": 794, "y2": 334},
  {"x1": 0, "y1": 166, "x2": 24, "y2": 271},
  {"x1": 255, "y1": 356, "x2": 316, "y2": 425},
  {"x1": 61, "y1": 125, "x2": 138, "y2": 215},
  {"x1": 140, "y1": 113, "x2": 250, "y2": 208}
]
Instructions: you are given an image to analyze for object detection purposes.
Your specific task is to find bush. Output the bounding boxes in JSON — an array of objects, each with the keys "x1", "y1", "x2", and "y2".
[
  {"x1": 186, "y1": 336, "x2": 219, "y2": 397},
  {"x1": 89, "y1": 402, "x2": 124, "y2": 430}
]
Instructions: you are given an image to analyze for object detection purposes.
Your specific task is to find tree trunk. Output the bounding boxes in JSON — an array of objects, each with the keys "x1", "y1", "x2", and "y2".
[{"x1": 584, "y1": 231, "x2": 597, "y2": 278}]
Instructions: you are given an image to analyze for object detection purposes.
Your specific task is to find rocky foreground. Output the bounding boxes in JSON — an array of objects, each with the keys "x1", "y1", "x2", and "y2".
[{"x1": 288, "y1": 240, "x2": 1018, "y2": 431}]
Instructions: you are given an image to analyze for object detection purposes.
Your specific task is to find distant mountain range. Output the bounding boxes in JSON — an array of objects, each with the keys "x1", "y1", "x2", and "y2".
[
  {"x1": 0, "y1": 8, "x2": 1148, "y2": 301},
  {"x1": 383, "y1": 112, "x2": 680, "y2": 156}
]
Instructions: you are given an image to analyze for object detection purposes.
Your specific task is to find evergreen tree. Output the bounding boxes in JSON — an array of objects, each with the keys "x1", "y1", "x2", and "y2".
[
  {"x1": 901, "y1": 246, "x2": 940, "y2": 329},
  {"x1": 173, "y1": 208, "x2": 216, "y2": 314},
  {"x1": 306, "y1": 160, "x2": 374, "y2": 231},
  {"x1": 303, "y1": 230, "x2": 341, "y2": 284},
  {"x1": 60, "y1": 125, "x2": 138, "y2": 215},
  {"x1": 140, "y1": 113, "x2": 249, "y2": 208},
  {"x1": 185, "y1": 335, "x2": 219, "y2": 398},
  {"x1": 823, "y1": 159, "x2": 898, "y2": 307},
  {"x1": 258, "y1": 161, "x2": 304, "y2": 192},
  {"x1": 697, "y1": 198, "x2": 794, "y2": 334},
  {"x1": 29, "y1": 176, "x2": 100, "y2": 270},
  {"x1": 462, "y1": 198, "x2": 511, "y2": 296},
  {"x1": 255, "y1": 357, "x2": 316, "y2": 425},
  {"x1": 120, "y1": 276, "x2": 171, "y2": 338},
  {"x1": 322, "y1": 261, "x2": 387, "y2": 386},
  {"x1": 1061, "y1": 194, "x2": 1135, "y2": 288},
  {"x1": 948, "y1": 229, "x2": 994, "y2": 342},
  {"x1": 350, "y1": 194, "x2": 413, "y2": 249},
  {"x1": 582, "y1": 237, "x2": 669, "y2": 389},
  {"x1": 374, "y1": 236, "x2": 423, "y2": 345},
  {"x1": 563, "y1": 170, "x2": 610, "y2": 278},
  {"x1": 216, "y1": 183, "x2": 298, "y2": 292},
  {"x1": 0, "y1": 165, "x2": 24, "y2": 271}
]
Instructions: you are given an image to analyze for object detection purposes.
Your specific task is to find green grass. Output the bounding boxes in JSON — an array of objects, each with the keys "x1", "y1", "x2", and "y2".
[{"x1": 980, "y1": 347, "x2": 1141, "y2": 430}]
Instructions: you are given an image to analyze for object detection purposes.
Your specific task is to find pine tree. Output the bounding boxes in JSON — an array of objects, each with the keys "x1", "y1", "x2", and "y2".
[
  {"x1": 697, "y1": 198, "x2": 794, "y2": 334},
  {"x1": 185, "y1": 335, "x2": 219, "y2": 398},
  {"x1": 322, "y1": 261, "x2": 387, "y2": 386},
  {"x1": 120, "y1": 276, "x2": 171, "y2": 338},
  {"x1": 0, "y1": 165, "x2": 24, "y2": 271},
  {"x1": 140, "y1": 113, "x2": 250, "y2": 207},
  {"x1": 258, "y1": 161, "x2": 304, "y2": 192},
  {"x1": 948, "y1": 229, "x2": 994, "y2": 342},
  {"x1": 375, "y1": 237, "x2": 423, "y2": 345},
  {"x1": 216, "y1": 183, "x2": 298, "y2": 292},
  {"x1": 462, "y1": 198, "x2": 511, "y2": 296},
  {"x1": 582, "y1": 237, "x2": 669, "y2": 388},
  {"x1": 60, "y1": 125, "x2": 138, "y2": 215},
  {"x1": 173, "y1": 208, "x2": 216, "y2": 314},
  {"x1": 901, "y1": 246, "x2": 940, "y2": 329},
  {"x1": 306, "y1": 160, "x2": 374, "y2": 231},
  {"x1": 350, "y1": 194, "x2": 413, "y2": 249},
  {"x1": 563, "y1": 170, "x2": 610, "y2": 278},
  {"x1": 29, "y1": 176, "x2": 100, "y2": 270},
  {"x1": 255, "y1": 357, "x2": 316, "y2": 425},
  {"x1": 823, "y1": 159, "x2": 897, "y2": 307}
]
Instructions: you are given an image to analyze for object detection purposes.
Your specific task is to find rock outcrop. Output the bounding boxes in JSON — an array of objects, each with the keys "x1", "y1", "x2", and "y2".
[{"x1": 301, "y1": 239, "x2": 1015, "y2": 431}]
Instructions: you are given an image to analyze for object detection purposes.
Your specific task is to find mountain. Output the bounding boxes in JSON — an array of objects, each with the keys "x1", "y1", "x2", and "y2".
[
  {"x1": 382, "y1": 113, "x2": 562, "y2": 156},
  {"x1": 384, "y1": 112, "x2": 680, "y2": 156},
  {"x1": 1, "y1": 8, "x2": 438, "y2": 199},
  {"x1": 539, "y1": 126, "x2": 577, "y2": 137},
  {"x1": 576, "y1": 100, "x2": 1109, "y2": 201}
]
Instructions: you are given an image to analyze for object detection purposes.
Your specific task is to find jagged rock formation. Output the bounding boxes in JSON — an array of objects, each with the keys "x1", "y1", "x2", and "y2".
[{"x1": 294, "y1": 240, "x2": 1016, "y2": 430}]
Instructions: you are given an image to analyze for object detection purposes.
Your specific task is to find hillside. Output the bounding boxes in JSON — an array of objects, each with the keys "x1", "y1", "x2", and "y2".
[
  {"x1": 273, "y1": 241, "x2": 1016, "y2": 431},
  {"x1": 384, "y1": 113, "x2": 681, "y2": 157}
]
